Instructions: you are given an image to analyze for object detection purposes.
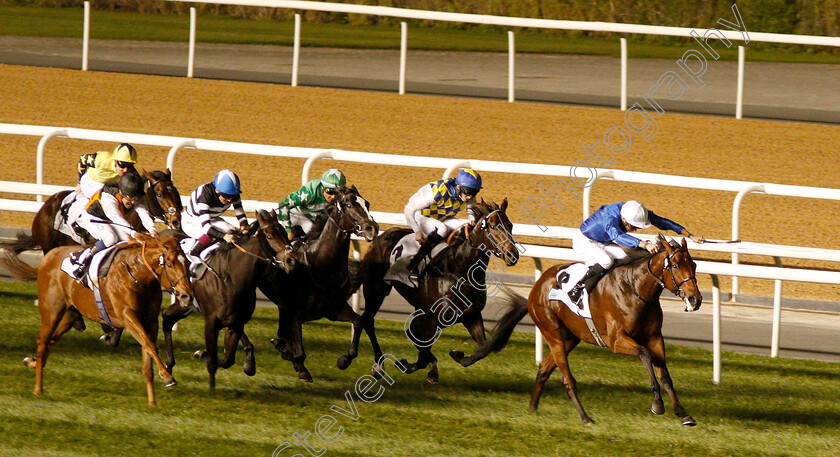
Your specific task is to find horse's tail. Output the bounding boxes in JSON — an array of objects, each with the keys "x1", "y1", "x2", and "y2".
[
  {"x1": 1, "y1": 232, "x2": 40, "y2": 254},
  {"x1": 347, "y1": 259, "x2": 364, "y2": 297},
  {"x1": 483, "y1": 284, "x2": 530, "y2": 354},
  {"x1": 0, "y1": 246, "x2": 38, "y2": 281}
]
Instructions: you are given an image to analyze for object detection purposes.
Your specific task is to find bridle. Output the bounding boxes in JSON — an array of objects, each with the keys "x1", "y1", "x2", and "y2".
[
  {"x1": 467, "y1": 209, "x2": 512, "y2": 259},
  {"x1": 137, "y1": 241, "x2": 190, "y2": 295},
  {"x1": 324, "y1": 190, "x2": 371, "y2": 238},
  {"x1": 146, "y1": 175, "x2": 180, "y2": 227},
  {"x1": 644, "y1": 247, "x2": 698, "y2": 300}
]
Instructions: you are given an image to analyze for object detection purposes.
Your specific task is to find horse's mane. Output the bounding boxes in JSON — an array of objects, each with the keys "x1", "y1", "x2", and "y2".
[
  {"x1": 612, "y1": 234, "x2": 679, "y2": 268},
  {"x1": 301, "y1": 186, "x2": 359, "y2": 241}
]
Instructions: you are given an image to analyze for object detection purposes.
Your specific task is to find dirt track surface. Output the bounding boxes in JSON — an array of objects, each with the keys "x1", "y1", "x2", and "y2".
[{"x1": 1, "y1": 64, "x2": 839, "y2": 300}]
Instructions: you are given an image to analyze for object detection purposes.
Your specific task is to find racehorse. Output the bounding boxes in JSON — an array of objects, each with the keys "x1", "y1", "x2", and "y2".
[
  {"x1": 0, "y1": 233, "x2": 193, "y2": 406},
  {"x1": 160, "y1": 210, "x2": 299, "y2": 389},
  {"x1": 354, "y1": 199, "x2": 522, "y2": 383},
  {"x1": 258, "y1": 185, "x2": 379, "y2": 382},
  {"x1": 521, "y1": 236, "x2": 701, "y2": 425},
  {"x1": 4, "y1": 169, "x2": 182, "y2": 254}
]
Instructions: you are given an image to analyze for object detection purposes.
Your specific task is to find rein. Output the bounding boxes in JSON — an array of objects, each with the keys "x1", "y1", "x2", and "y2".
[
  {"x1": 231, "y1": 237, "x2": 289, "y2": 268},
  {"x1": 138, "y1": 241, "x2": 189, "y2": 294},
  {"x1": 640, "y1": 247, "x2": 697, "y2": 300}
]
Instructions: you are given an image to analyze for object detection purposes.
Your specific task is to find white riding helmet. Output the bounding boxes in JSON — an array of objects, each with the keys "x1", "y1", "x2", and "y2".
[{"x1": 620, "y1": 200, "x2": 651, "y2": 229}]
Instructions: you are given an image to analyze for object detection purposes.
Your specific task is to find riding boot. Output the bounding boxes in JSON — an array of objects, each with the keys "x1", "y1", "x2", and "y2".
[
  {"x1": 73, "y1": 240, "x2": 106, "y2": 281},
  {"x1": 567, "y1": 264, "x2": 606, "y2": 308},
  {"x1": 189, "y1": 234, "x2": 213, "y2": 257},
  {"x1": 407, "y1": 231, "x2": 443, "y2": 275}
]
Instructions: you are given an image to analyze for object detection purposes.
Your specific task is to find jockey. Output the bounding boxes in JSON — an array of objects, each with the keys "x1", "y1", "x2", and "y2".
[
  {"x1": 277, "y1": 168, "x2": 346, "y2": 242},
  {"x1": 403, "y1": 168, "x2": 482, "y2": 273},
  {"x1": 70, "y1": 173, "x2": 156, "y2": 280},
  {"x1": 182, "y1": 169, "x2": 249, "y2": 256},
  {"x1": 568, "y1": 200, "x2": 705, "y2": 303},
  {"x1": 66, "y1": 143, "x2": 139, "y2": 225}
]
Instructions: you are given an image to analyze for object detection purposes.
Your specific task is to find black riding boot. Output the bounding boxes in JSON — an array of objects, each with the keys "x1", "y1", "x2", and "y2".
[
  {"x1": 407, "y1": 231, "x2": 444, "y2": 275},
  {"x1": 72, "y1": 240, "x2": 106, "y2": 281},
  {"x1": 567, "y1": 264, "x2": 606, "y2": 307}
]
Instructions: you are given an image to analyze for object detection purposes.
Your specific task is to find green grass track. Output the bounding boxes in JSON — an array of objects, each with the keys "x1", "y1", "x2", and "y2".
[{"x1": 1, "y1": 280, "x2": 838, "y2": 456}]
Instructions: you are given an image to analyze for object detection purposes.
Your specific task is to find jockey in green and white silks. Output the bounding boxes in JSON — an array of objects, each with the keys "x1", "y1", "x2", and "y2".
[{"x1": 277, "y1": 169, "x2": 346, "y2": 241}]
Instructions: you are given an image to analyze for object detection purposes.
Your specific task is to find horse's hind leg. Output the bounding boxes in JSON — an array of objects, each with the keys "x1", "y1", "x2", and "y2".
[
  {"x1": 31, "y1": 308, "x2": 75, "y2": 396},
  {"x1": 99, "y1": 325, "x2": 123, "y2": 348},
  {"x1": 647, "y1": 334, "x2": 695, "y2": 426},
  {"x1": 543, "y1": 329, "x2": 591, "y2": 424},
  {"x1": 240, "y1": 331, "x2": 256, "y2": 376},
  {"x1": 529, "y1": 354, "x2": 557, "y2": 412}
]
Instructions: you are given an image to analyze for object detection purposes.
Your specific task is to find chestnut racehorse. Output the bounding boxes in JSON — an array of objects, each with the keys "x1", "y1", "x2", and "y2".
[
  {"x1": 0, "y1": 234, "x2": 193, "y2": 406},
  {"x1": 516, "y1": 236, "x2": 701, "y2": 425}
]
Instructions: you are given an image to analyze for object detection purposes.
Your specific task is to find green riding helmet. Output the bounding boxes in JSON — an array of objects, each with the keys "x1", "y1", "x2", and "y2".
[{"x1": 320, "y1": 169, "x2": 346, "y2": 189}]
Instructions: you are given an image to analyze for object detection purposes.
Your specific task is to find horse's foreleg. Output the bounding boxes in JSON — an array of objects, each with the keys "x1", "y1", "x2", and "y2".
[
  {"x1": 326, "y1": 302, "x2": 363, "y2": 370},
  {"x1": 197, "y1": 318, "x2": 220, "y2": 389},
  {"x1": 220, "y1": 327, "x2": 242, "y2": 370},
  {"x1": 240, "y1": 331, "x2": 256, "y2": 376},
  {"x1": 647, "y1": 334, "x2": 696, "y2": 426},
  {"x1": 142, "y1": 349, "x2": 155, "y2": 407},
  {"x1": 121, "y1": 309, "x2": 176, "y2": 393},
  {"x1": 273, "y1": 314, "x2": 312, "y2": 382},
  {"x1": 362, "y1": 279, "x2": 391, "y2": 373},
  {"x1": 161, "y1": 302, "x2": 192, "y2": 373},
  {"x1": 611, "y1": 332, "x2": 663, "y2": 417},
  {"x1": 449, "y1": 313, "x2": 486, "y2": 367}
]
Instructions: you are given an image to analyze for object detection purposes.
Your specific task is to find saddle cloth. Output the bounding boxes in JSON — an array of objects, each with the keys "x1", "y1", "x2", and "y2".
[
  {"x1": 60, "y1": 244, "x2": 120, "y2": 290},
  {"x1": 55, "y1": 193, "x2": 87, "y2": 245},
  {"x1": 547, "y1": 263, "x2": 594, "y2": 319},
  {"x1": 383, "y1": 232, "x2": 447, "y2": 287},
  {"x1": 180, "y1": 237, "x2": 221, "y2": 281}
]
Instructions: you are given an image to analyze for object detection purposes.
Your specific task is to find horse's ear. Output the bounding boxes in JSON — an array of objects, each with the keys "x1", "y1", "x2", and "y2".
[
  {"x1": 351, "y1": 184, "x2": 358, "y2": 192},
  {"x1": 165, "y1": 168, "x2": 172, "y2": 178},
  {"x1": 681, "y1": 237, "x2": 688, "y2": 250},
  {"x1": 501, "y1": 198, "x2": 508, "y2": 212},
  {"x1": 270, "y1": 209, "x2": 278, "y2": 220},
  {"x1": 144, "y1": 170, "x2": 154, "y2": 181}
]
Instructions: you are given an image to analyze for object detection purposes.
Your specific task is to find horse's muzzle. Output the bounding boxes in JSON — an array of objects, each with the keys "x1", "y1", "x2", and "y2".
[
  {"x1": 361, "y1": 223, "x2": 379, "y2": 242},
  {"x1": 684, "y1": 295, "x2": 702, "y2": 312}
]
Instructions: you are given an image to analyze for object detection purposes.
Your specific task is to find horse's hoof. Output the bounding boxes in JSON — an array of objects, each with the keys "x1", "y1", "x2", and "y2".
[
  {"x1": 582, "y1": 417, "x2": 595, "y2": 425},
  {"x1": 23, "y1": 357, "x2": 33, "y2": 368},
  {"x1": 336, "y1": 355, "x2": 352, "y2": 370},
  {"x1": 449, "y1": 350, "x2": 464, "y2": 363},
  {"x1": 651, "y1": 402, "x2": 665, "y2": 415},
  {"x1": 194, "y1": 350, "x2": 205, "y2": 361},
  {"x1": 427, "y1": 372, "x2": 439, "y2": 384},
  {"x1": 243, "y1": 360, "x2": 256, "y2": 376},
  {"x1": 164, "y1": 377, "x2": 177, "y2": 388},
  {"x1": 681, "y1": 416, "x2": 697, "y2": 426},
  {"x1": 298, "y1": 371, "x2": 313, "y2": 383},
  {"x1": 72, "y1": 318, "x2": 86, "y2": 331},
  {"x1": 270, "y1": 338, "x2": 282, "y2": 350}
]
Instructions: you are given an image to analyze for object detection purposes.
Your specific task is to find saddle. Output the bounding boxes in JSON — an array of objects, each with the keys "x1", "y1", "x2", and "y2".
[
  {"x1": 548, "y1": 263, "x2": 594, "y2": 319},
  {"x1": 383, "y1": 233, "x2": 448, "y2": 287},
  {"x1": 54, "y1": 193, "x2": 88, "y2": 244},
  {"x1": 181, "y1": 238, "x2": 221, "y2": 281},
  {"x1": 60, "y1": 244, "x2": 123, "y2": 326}
]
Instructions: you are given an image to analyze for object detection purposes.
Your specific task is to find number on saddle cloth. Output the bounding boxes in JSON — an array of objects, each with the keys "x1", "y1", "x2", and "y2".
[
  {"x1": 383, "y1": 232, "x2": 449, "y2": 286},
  {"x1": 548, "y1": 263, "x2": 593, "y2": 316}
]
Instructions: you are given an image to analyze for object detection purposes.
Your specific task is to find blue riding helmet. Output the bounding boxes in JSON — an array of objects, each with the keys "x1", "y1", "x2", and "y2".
[
  {"x1": 213, "y1": 169, "x2": 242, "y2": 195},
  {"x1": 455, "y1": 168, "x2": 482, "y2": 191}
]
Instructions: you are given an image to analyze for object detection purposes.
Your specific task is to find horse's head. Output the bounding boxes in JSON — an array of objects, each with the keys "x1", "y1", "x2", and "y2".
[
  {"x1": 255, "y1": 209, "x2": 298, "y2": 273},
  {"x1": 329, "y1": 185, "x2": 379, "y2": 242},
  {"x1": 469, "y1": 198, "x2": 519, "y2": 267},
  {"x1": 658, "y1": 236, "x2": 702, "y2": 312},
  {"x1": 144, "y1": 169, "x2": 183, "y2": 231},
  {"x1": 145, "y1": 234, "x2": 194, "y2": 308}
]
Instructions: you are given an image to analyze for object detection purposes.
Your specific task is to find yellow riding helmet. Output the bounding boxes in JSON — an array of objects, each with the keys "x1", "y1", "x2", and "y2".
[{"x1": 113, "y1": 143, "x2": 138, "y2": 164}]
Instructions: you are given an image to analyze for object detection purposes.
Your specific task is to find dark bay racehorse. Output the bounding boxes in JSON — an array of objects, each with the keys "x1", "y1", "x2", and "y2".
[
  {"x1": 355, "y1": 199, "x2": 522, "y2": 383},
  {"x1": 258, "y1": 185, "x2": 378, "y2": 382},
  {"x1": 160, "y1": 210, "x2": 298, "y2": 388},
  {"x1": 5, "y1": 169, "x2": 182, "y2": 254},
  {"x1": 520, "y1": 236, "x2": 701, "y2": 425},
  {"x1": 0, "y1": 234, "x2": 193, "y2": 406}
]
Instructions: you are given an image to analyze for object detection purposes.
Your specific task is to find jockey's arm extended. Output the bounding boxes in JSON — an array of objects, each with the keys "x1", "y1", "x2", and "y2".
[{"x1": 99, "y1": 194, "x2": 154, "y2": 238}]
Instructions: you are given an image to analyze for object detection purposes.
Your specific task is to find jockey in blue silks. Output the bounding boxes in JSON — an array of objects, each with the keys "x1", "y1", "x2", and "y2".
[{"x1": 568, "y1": 200, "x2": 705, "y2": 304}]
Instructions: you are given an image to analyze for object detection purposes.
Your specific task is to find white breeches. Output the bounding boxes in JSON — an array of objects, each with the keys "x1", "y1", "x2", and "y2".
[
  {"x1": 288, "y1": 208, "x2": 316, "y2": 235},
  {"x1": 572, "y1": 232, "x2": 629, "y2": 269},
  {"x1": 76, "y1": 214, "x2": 134, "y2": 247},
  {"x1": 414, "y1": 214, "x2": 465, "y2": 239},
  {"x1": 181, "y1": 213, "x2": 236, "y2": 239}
]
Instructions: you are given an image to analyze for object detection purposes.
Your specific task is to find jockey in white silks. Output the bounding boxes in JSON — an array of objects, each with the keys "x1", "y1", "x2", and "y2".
[
  {"x1": 568, "y1": 200, "x2": 705, "y2": 304},
  {"x1": 181, "y1": 169, "x2": 249, "y2": 256}
]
